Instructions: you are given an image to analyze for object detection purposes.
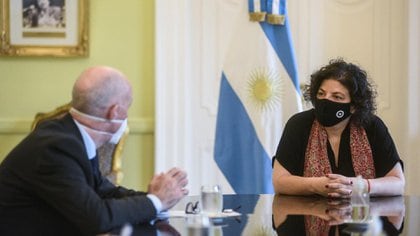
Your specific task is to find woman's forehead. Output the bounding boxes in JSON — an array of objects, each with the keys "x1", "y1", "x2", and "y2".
[{"x1": 319, "y1": 79, "x2": 349, "y2": 94}]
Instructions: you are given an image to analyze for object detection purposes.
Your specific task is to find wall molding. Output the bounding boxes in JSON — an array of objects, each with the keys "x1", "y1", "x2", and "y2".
[{"x1": 0, "y1": 117, "x2": 155, "y2": 135}]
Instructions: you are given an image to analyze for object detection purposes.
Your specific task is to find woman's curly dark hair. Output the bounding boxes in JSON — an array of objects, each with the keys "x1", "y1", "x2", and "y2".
[{"x1": 303, "y1": 58, "x2": 377, "y2": 126}]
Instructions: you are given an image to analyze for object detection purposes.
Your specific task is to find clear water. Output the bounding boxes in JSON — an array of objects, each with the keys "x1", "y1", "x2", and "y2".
[{"x1": 201, "y1": 191, "x2": 223, "y2": 214}]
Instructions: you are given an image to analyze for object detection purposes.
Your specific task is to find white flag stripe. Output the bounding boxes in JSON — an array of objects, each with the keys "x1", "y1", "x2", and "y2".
[
  {"x1": 223, "y1": 4, "x2": 301, "y2": 157},
  {"x1": 272, "y1": 0, "x2": 280, "y2": 15},
  {"x1": 253, "y1": 0, "x2": 262, "y2": 12}
]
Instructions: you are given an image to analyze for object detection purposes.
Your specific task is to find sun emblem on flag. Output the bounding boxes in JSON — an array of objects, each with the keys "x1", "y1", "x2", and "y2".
[{"x1": 246, "y1": 67, "x2": 283, "y2": 112}]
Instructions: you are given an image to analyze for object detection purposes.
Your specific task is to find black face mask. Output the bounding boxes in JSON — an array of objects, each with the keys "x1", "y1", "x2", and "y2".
[{"x1": 314, "y1": 99, "x2": 351, "y2": 127}]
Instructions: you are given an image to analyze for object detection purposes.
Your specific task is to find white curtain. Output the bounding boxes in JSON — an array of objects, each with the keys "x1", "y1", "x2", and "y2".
[{"x1": 155, "y1": 0, "x2": 234, "y2": 195}]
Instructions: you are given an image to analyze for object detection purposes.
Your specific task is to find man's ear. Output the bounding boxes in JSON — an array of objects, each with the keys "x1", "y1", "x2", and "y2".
[{"x1": 107, "y1": 104, "x2": 120, "y2": 120}]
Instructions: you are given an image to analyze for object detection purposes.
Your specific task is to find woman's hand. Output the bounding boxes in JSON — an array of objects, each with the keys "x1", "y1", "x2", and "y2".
[
  {"x1": 324, "y1": 174, "x2": 354, "y2": 198},
  {"x1": 272, "y1": 161, "x2": 357, "y2": 198}
]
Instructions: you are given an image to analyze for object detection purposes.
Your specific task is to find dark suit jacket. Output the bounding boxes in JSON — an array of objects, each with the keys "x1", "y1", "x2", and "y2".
[{"x1": 0, "y1": 114, "x2": 156, "y2": 235}]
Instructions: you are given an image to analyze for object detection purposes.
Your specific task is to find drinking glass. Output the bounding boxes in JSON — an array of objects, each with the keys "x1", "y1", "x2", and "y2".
[{"x1": 200, "y1": 185, "x2": 223, "y2": 215}]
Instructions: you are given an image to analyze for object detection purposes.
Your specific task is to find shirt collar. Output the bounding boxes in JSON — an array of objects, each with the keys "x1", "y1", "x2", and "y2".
[{"x1": 72, "y1": 118, "x2": 96, "y2": 160}]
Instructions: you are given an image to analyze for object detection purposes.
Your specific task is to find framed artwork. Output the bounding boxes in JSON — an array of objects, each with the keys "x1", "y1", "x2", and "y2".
[{"x1": 0, "y1": 0, "x2": 88, "y2": 57}]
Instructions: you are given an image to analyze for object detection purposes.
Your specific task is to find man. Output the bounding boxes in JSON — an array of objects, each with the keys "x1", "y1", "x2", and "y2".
[{"x1": 0, "y1": 66, "x2": 188, "y2": 235}]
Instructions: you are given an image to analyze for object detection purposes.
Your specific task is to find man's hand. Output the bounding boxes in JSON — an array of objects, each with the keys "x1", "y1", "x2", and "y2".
[{"x1": 148, "y1": 168, "x2": 189, "y2": 211}]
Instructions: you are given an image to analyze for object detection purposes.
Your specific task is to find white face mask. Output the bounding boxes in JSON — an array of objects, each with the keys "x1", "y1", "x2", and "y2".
[
  {"x1": 70, "y1": 107, "x2": 128, "y2": 144},
  {"x1": 108, "y1": 119, "x2": 127, "y2": 144}
]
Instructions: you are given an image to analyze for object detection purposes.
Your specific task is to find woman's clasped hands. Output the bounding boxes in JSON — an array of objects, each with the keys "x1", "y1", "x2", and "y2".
[{"x1": 321, "y1": 174, "x2": 356, "y2": 198}]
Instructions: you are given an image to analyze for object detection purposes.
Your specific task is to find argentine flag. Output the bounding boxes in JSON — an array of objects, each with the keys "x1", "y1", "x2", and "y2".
[{"x1": 214, "y1": 0, "x2": 302, "y2": 194}]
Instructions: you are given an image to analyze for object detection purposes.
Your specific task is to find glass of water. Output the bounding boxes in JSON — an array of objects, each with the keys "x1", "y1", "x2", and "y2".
[{"x1": 200, "y1": 185, "x2": 223, "y2": 215}]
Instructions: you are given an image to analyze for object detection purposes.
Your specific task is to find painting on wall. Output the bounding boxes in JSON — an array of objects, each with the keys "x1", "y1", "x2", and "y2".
[{"x1": 0, "y1": 0, "x2": 88, "y2": 56}]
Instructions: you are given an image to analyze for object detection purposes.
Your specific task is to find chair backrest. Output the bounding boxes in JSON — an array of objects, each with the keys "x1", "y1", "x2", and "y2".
[{"x1": 30, "y1": 103, "x2": 128, "y2": 185}]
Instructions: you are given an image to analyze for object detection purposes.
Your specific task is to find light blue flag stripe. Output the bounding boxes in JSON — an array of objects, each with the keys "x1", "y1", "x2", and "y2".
[
  {"x1": 260, "y1": 18, "x2": 300, "y2": 92},
  {"x1": 214, "y1": 73, "x2": 274, "y2": 194}
]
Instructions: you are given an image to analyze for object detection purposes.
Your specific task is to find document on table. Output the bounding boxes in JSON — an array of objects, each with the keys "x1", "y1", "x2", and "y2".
[{"x1": 157, "y1": 210, "x2": 241, "y2": 219}]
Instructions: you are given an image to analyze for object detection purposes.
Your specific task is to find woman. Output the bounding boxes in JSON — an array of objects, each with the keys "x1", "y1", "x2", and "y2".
[{"x1": 272, "y1": 58, "x2": 405, "y2": 198}]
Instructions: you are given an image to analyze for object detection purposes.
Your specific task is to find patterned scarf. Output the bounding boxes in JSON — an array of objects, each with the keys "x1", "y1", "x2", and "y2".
[
  {"x1": 303, "y1": 120, "x2": 375, "y2": 179},
  {"x1": 303, "y1": 120, "x2": 375, "y2": 235}
]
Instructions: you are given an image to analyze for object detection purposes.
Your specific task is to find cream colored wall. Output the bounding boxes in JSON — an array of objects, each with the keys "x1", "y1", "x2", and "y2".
[{"x1": 0, "y1": 0, "x2": 155, "y2": 190}]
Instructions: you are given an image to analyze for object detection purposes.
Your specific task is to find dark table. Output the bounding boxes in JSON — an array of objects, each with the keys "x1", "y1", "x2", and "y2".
[{"x1": 119, "y1": 194, "x2": 419, "y2": 235}]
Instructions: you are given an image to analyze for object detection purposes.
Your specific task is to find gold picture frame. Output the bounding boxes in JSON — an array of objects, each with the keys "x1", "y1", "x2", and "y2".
[{"x1": 0, "y1": 0, "x2": 88, "y2": 57}]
